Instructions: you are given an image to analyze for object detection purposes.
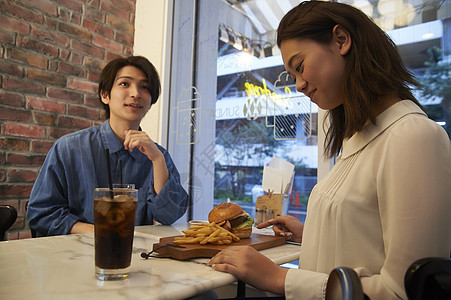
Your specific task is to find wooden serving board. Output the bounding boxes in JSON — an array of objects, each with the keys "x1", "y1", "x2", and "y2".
[{"x1": 152, "y1": 233, "x2": 286, "y2": 260}]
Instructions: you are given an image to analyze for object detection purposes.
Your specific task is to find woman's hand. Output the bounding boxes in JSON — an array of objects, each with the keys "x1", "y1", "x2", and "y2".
[
  {"x1": 123, "y1": 130, "x2": 163, "y2": 162},
  {"x1": 207, "y1": 245, "x2": 288, "y2": 295},
  {"x1": 257, "y1": 215, "x2": 304, "y2": 243}
]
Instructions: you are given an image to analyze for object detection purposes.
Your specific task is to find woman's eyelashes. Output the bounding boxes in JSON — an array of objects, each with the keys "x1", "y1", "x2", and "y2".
[{"x1": 295, "y1": 61, "x2": 303, "y2": 73}]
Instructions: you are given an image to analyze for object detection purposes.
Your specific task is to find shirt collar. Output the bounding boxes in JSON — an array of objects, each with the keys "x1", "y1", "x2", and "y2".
[
  {"x1": 100, "y1": 120, "x2": 123, "y2": 154},
  {"x1": 340, "y1": 100, "x2": 426, "y2": 159},
  {"x1": 100, "y1": 120, "x2": 146, "y2": 159}
]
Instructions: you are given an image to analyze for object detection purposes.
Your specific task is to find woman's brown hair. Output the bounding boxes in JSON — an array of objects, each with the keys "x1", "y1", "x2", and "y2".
[
  {"x1": 277, "y1": 1, "x2": 423, "y2": 158},
  {"x1": 98, "y1": 55, "x2": 161, "y2": 119}
]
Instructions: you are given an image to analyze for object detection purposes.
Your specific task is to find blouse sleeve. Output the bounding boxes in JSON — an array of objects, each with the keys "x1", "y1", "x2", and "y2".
[{"x1": 365, "y1": 116, "x2": 451, "y2": 299}]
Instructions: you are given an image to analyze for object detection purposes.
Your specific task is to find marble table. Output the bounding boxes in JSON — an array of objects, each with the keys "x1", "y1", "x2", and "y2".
[{"x1": 0, "y1": 224, "x2": 301, "y2": 299}]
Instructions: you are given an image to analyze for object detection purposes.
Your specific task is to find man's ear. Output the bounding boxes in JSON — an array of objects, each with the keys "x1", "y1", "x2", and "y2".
[
  {"x1": 100, "y1": 91, "x2": 110, "y2": 105},
  {"x1": 332, "y1": 25, "x2": 351, "y2": 55}
]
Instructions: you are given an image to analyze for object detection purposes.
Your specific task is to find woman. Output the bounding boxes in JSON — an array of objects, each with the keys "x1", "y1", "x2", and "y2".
[
  {"x1": 207, "y1": 2, "x2": 451, "y2": 299},
  {"x1": 28, "y1": 56, "x2": 188, "y2": 236}
]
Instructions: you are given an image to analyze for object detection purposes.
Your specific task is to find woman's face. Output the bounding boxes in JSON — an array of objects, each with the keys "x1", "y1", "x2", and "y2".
[
  {"x1": 101, "y1": 65, "x2": 152, "y2": 127},
  {"x1": 280, "y1": 27, "x2": 349, "y2": 110}
]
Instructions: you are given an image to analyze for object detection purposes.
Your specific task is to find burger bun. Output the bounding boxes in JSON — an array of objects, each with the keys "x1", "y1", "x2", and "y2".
[
  {"x1": 231, "y1": 226, "x2": 252, "y2": 239},
  {"x1": 208, "y1": 202, "x2": 243, "y2": 223}
]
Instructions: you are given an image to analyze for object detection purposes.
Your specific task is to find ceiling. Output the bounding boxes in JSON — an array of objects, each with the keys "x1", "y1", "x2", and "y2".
[{"x1": 222, "y1": 0, "x2": 445, "y2": 69}]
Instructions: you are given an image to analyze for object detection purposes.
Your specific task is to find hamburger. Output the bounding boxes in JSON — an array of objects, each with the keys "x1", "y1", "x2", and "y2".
[{"x1": 208, "y1": 202, "x2": 254, "y2": 238}]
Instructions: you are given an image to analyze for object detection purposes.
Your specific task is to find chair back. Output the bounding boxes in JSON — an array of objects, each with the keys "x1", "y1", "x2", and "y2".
[
  {"x1": 326, "y1": 267, "x2": 367, "y2": 300},
  {"x1": 405, "y1": 257, "x2": 451, "y2": 300},
  {"x1": 0, "y1": 205, "x2": 18, "y2": 241}
]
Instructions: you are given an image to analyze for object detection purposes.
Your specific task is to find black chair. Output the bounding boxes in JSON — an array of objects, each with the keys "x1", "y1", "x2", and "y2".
[
  {"x1": 0, "y1": 205, "x2": 18, "y2": 241},
  {"x1": 404, "y1": 257, "x2": 451, "y2": 300},
  {"x1": 325, "y1": 267, "x2": 369, "y2": 300}
]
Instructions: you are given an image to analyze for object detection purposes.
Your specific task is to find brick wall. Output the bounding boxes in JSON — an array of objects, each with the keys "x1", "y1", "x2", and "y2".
[{"x1": 0, "y1": 0, "x2": 137, "y2": 240}]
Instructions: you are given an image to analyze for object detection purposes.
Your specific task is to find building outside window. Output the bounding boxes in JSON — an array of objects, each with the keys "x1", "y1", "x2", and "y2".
[{"x1": 166, "y1": 0, "x2": 450, "y2": 222}]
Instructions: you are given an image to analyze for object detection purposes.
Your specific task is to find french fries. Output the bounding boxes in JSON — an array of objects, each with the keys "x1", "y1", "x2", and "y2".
[{"x1": 173, "y1": 222, "x2": 240, "y2": 245}]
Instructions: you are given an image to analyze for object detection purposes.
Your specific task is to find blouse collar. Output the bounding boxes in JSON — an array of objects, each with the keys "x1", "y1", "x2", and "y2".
[{"x1": 340, "y1": 100, "x2": 426, "y2": 159}]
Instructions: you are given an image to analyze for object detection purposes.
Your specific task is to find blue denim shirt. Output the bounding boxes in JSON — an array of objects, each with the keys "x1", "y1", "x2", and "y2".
[{"x1": 27, "y1": 120, "x2": 189, "y2": 236}]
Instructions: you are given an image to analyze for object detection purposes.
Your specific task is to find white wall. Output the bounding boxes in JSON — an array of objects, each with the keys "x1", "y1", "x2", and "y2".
[{"x1": 134, "y1": 0, "x2": 173, "y2": 147}]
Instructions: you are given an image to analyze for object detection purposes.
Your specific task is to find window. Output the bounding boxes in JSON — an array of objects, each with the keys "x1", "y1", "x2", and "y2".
[{"x1": 166, "y1": 0, "x2": 450, "y2": 223}]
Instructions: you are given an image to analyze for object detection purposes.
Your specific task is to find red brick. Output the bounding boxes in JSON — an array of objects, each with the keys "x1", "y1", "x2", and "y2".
[
  {"x1": 101, "y1": 2, "x2": 131, "y2": 23},
  {"x1": 17, "y1": 36, "x2": 59, "y2": 58},
  {"x1": 20, "y1": 199, "x2": 30, "y2": 214},
  {"x1": 14, "y1": 0, "x2": 58, "y2": 17},
  {"x1": 0, "y1": 91, "x2": 25, "y2": 107},
  {"x1": 85, "y1": 6, "x2": 103, "y2": 20},
  {"x1": 57, "y1": 22, "x2": 92, "y2": 43},
  {"x1": 18, "y1": 231, "x2": 32, "y2": 240},
  {"x1": 58, "y1": 115, "x2": 91, "y2": 129},
  {"x1": 0, "y1": 169, "x2": 5, "y2": 182},
  {"x1": 71, "y1": 52, "x2": 83, "y2": 64},
  {"x1": 0, "y1": 0, "x2": 44, "y2": 25},
  {"x1": 47, "y1": 87, "x2": 84, "y2": 104},
  {"x1": 82, "y1": 18, "x2": 114, "y2": 39},
  {"x1": 106, "y1": 15, "x2": 134, "y2": 35},
  {"x1": 58, "y1": 61, "x2": 86, "y2": 77},
  {"x1": 54, "y1": 0, "x2": 83, "y2": 13},
  {"x1": 48, "y1": 127, "x2": 74, "y2": 139},
  {"x1": 85, "y1": 93, "x2": 102, "y2": 108},
  {"x1": 0, "y1": 107, "x2": 32, "y2": 122},
  {"x1": 0, "y1": 29, "x2": 15, "y2": 45},
  {"x1": 85, "y1": 0, "x2": 100, "y2": 9},
  {"x1": 6, "y1": 232, "x2": 19, "y2": 240},
  {"x1": 116, "y1": 31, "x2": 134, "y2": 47},
  {"x1": 27, "y1": 68, "x2": 67, "y2": 86},
  {"x1": 1, "y1": 14, "x2": 30, "y2": 35},
  {"x1": 68, "y1": 104, "x2": 100, "y2": 120},
  {"x1": 6, "y1": 153, "x2": 46, "y2": 167},
  {"x1": 32, "y1": 111, "x2": 57, "y2": 126},
  {"x1": 105, "y1": 52, "x2": 123, "y2": 62},
  {"x1": 67, "y1": 77, "x2": 98, "y2": 94},
  {"x1": 30, "y1": 26, "x2": 70, "y2": 47},
  {"x1": 49, "y1": 60, "x2": 58, "y2": 71},
  {"x1": 93, "y1": 35, "x2": 123, "y2": 53},
  {"x1": 0, "y1": 138, "x2": 29, "y2": 151},
  {"x1": 60, "y1": 48, "x2": 70, "y2": 60},
  {"x1": 3, "y1": 77, "x2": 45, "y2": 95},
  {"x1": 0, "y1": 184, "x2": 33, "y2": 199},
  {"x1": 8, "y1": 169, "x2": 38, "y2": 183},
  {"x1": 71, "y1": 39, "x2": 104, "y2": 59},
  {"x1": 2, "y1": 122, "x2": 45, "y2": 138},
  {"x1": 44, "y1": 15, "x2": 58, "y2": 30},
  {"x1": 11, "y1": 215, "x2": 25, "y2": 230},
  {"x1": 84, "y1": 57, "x2": 106, "y2": 72},
  {"x1": 87, "y1": 69, "x2": 101, "y2": 83},
  {"x1": 27, "y1": 97, "x2": 66, "y2": 113},
  {"x1": 7, "y1": 47, "x2": 48, "y2": 69},
  {"x1": 59, "y1": 9, "x2": 78, "y2": 24},
  {"x1": 109, "y1": 0, "x2": 135, "y2": 13},
  {"x1": 31, "y1": 140, "x2": 54, "y2": 153},
  {"x1": 0, "y1": 59, "x2": 23, "y2": 77}
]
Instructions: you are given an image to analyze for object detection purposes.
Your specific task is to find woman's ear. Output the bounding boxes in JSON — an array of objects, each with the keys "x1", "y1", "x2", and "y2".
[
  {"x1": 100, "y1": 91, "x2": 110, "y2": 105},
  {"x1": 332, "y1": 25, "x2": 351, "y2": 55}
]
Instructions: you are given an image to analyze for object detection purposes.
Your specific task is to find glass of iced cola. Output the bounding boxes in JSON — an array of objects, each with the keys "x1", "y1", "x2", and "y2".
[{"x1": 94, "y1": 187, "x2": 138, "y2": 280}]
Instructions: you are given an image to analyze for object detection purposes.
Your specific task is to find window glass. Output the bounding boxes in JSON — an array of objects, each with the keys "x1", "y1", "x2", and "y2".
[
  {"x1": 167, "y1": 0, "x2": 450, "y2": 223},
  {"x1": 340, "y1": 0, "x2": 450, "y2": 138}
]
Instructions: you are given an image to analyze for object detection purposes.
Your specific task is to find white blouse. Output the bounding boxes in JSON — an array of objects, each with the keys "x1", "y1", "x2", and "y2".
[{"x1": 285, "y1": 100, "x2": 451, "y2": 299}]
